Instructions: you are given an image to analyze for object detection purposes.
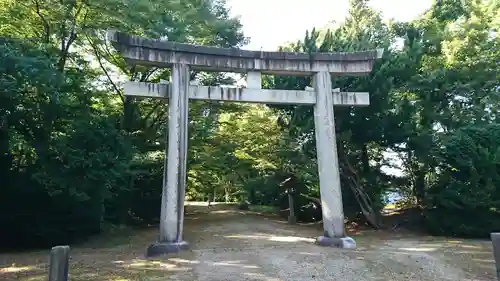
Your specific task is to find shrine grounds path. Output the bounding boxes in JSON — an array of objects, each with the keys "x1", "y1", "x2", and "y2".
[{"x1": 0, "y1": 203, "x2": 496, "y2": 281}]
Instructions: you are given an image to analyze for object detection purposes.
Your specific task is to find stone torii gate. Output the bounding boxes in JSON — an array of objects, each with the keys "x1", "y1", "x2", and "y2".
[{"x1": 107, "y1": 31, "x2": 383, "y2": 257}]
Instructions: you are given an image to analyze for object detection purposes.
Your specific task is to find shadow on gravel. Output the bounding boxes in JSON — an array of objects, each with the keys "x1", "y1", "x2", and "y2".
[{"x1": 0, "y1": 204, "x2": 496, "y2": 281}]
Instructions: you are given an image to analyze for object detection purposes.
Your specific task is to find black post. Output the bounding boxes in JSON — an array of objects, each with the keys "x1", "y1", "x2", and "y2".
[{"x1": 48, "y1": 245, "x2": 70, "y2": 281}]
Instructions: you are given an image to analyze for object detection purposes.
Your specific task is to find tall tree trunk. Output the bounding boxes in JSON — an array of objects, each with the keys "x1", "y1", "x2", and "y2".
[
  {"x1": 249, "y1": 186, "x2": 256, "y2": 204},
  {"x1": 361, "y1": 143, "x2": 370, "y2": 174},
  {"x1": 0, "y1": 118, "x2": 11, "y2": 186},
  {"x1": 225, "y1": 185, "x2": 230, "y2": 203},
  {"x1": 414, "y1": 169, "x2": 426, "y2": 206},
  {"x1": 123, "y1": 97, "x2": 135, "y2": 131}
]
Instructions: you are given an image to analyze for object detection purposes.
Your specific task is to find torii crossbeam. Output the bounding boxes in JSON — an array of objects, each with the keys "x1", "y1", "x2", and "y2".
[{"x1": 107, "y1": 31, "x2": 383, "y2": 257}]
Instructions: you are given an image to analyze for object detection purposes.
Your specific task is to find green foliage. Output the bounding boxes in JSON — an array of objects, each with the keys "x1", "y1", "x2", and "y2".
[
  {"x1": 0, "y1": 37, "x2": 133, "y2": 247},
  {"x1": 1, "y1": 0, "x2": 499, "y2": 250},
  {"x1": 424, "y1": 124, "x2": 500, "y2": 237},
  {"x1": 0, "y1": 0, "x2": 247, "y2": 248}
]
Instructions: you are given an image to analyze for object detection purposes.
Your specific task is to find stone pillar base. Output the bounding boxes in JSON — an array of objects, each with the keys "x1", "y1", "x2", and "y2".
[
  {"x1": 315, "y1": 236, "x2": 356, "y2": 249},
  {"x1": 145, "y1": 241, "x2": 189, "y2": 258}
]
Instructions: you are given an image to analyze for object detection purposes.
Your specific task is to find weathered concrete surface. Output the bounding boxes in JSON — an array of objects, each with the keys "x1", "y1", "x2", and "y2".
[
  {"x1": 490, "y1": 233, "x2": 500, "y2": 279},
  {"x1": 146, "y1": 241, "x2": 189, "y2": 258},
  {"x1": 124, "y1": 81, "x2": 370, "y2": 106},
  {"x1": 246, "y1": 72, "x2": 262, "y2": 89},
  {"x1": 157, "y1": 63, "x2": 189, "y2": 254},
  {"x1": 315, "y1": 235, "x2": 357, "y2": 249},
  {"x1": 313, "y1": 74, "x2": 346, "y2": 239},
  {"x1": 48, "y1": 246, "x2": 69, "y2": 281},
  {"x1": 107, "y1": 31, "x2": 383, "y2": 75}
]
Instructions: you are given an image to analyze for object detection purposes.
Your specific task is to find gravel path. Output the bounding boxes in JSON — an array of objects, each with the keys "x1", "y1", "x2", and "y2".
[
  {"x1": 170, "y1": 210, "x2": 492, "y2": 281},
  {"x1": 0, "y1": 208, "x2": 496, "y2": 281}
]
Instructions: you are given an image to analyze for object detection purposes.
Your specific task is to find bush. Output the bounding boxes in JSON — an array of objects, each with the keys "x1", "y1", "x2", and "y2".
[
  {"x1": 424, "y1": 124, "x2": 500, "y2": 237},
  {"x1": 424, "y1": 207, "x2": 500, "y2": 238},
  {"x1": 0, "y1": 38, "x2": 134, "y2": 248}
]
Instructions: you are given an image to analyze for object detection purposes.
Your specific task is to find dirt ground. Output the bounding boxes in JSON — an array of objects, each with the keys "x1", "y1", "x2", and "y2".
[{"x1": 0, "y1": 203, "x2": 497, "y2": 281}]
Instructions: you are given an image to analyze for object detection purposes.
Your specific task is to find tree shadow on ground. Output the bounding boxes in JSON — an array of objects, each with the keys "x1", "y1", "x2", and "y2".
[{"x1": 0, "y1": 205, "x2": 496, "y2": 281}]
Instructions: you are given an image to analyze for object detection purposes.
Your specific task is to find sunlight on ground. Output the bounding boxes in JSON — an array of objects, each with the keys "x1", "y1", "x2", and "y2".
[
  {"x1": 123, "y1": 259, "x2": 191, "y2": 272},
  {"x1": 113, "y1": 257, "x2": 262, "y2": 273},
  {"x1": 168, "y1": 258, "x2": 200, "y2": 265},
  {"x1": 211, "y1": 210, "x2": 236, "y2": 214},
  {"x1": 399, "y1": 247, "x2": 438, "y2": 252},
  {"x1": 243, "y1": 272, "x2": 281, "y2": 281},
  {"x1": 211, "y1": 261, "x2": 260, "y2": 269},
  {"x1": 395, "y1": 240, "x2": 492, "y2": 254},
  {"x1": 185, "y1": 201, "x2": 237, "y2": 206},
  {"x1": 224, "y1": 234, "x2": 315, "y2": 243},
  {"x1": 460, "y1": 244, "x2": 482, "y2": 249},
  {"x1": 0, "y1": 265, "x2": 37, "y2": 273},
  {"x1": 473, "y1": 258, "x2": 495, "y2": 263},
  {"x1": 298, "y1": 251, "x2": 321, "y2": 256},
  {"x1": 0, "y1": 209, "x2": 496, "y2": 281}
]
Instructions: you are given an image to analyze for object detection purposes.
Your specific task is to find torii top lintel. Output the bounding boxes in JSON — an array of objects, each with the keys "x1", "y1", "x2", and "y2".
[{"x1": 107, "y1": 31, "x2": 384, "y2": 75}]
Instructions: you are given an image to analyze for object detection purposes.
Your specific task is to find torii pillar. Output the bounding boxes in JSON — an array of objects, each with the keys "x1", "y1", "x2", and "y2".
[{"x1": 108, "y1": 31, "x2": 383, "y2": 256}]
